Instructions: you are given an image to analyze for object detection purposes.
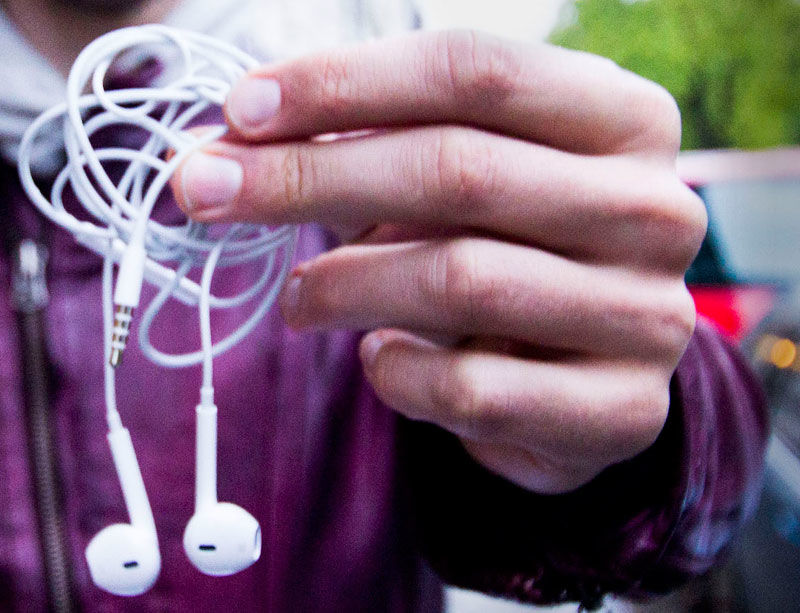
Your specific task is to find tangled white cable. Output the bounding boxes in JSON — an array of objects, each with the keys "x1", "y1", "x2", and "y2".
[
  {"x1": 18, "y1": 25, "x2": 294, "y2": 595},
  {"x1": 18, "y1": 24, "x2": 296, "y2": 379}
]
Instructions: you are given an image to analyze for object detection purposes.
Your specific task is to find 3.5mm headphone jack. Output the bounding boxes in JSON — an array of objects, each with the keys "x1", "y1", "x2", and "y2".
[
  {"x1": 110, "y1": 305, "x2": 134, "y2": 367},
  {"x1": 110, "y1": 239, "x2": 146, "y2": 367}
]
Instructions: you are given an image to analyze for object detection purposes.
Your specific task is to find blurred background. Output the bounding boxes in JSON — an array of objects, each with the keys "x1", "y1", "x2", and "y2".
[{"x1": 418, "y1": 1, "x2": 800, "y2": 612}]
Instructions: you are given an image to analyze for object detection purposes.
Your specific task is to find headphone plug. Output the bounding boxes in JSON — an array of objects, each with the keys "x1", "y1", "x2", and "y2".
[{"x1": 110, "y1": 239, "x2": 146, "y2": 367}]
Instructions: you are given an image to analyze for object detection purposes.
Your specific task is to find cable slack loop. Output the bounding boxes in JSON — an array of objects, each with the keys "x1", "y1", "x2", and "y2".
[{"x1": 17, "y1": 24, "x2": 298, "y2": 371}]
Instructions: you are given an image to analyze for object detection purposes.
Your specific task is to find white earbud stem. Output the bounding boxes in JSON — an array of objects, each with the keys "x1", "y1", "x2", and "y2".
[{"x1": 184, "y1": 400, "x2": 261, "y2": 576}]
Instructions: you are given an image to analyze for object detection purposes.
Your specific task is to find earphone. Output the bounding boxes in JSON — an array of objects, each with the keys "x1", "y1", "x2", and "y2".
[
  {"x1": 85, "y1": 258, "x2": 160, "y2": 596},
  {"x1": 183, "y1": 390, "x2": 262, "y2": 576},
  {"x1": 183, "y1": 237, "x2": 262, "y2": 576},
  {"x1": 18, "y1": 25, "x2": 296, "y2": 595}
]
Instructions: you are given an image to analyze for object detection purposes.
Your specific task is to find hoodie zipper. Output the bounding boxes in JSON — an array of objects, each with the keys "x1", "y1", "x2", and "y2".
[{"x1": 11, "y1": 238, "x2": 77, "y2": 613}]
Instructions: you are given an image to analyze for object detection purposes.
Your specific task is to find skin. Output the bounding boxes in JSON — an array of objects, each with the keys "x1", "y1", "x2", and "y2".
[
  {"x1": 172, "y1": 31, "x2": 707, "y2": 494},
  {"x1": 0, "y1": 0, "x2": 180, "y2": 74},
  {"x1": 4, "y1": 1, "x2": 708, "y2": 496}
]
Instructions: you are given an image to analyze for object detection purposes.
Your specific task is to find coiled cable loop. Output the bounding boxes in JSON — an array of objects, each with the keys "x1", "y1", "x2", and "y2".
[{"x1": 18, "y1": 25, "x2": 296, "y2": 391}]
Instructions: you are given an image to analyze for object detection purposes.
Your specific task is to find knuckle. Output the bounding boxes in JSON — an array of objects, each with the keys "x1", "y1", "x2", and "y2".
[
  {"x1": 316, "y1": 51, "x2": 354, "y2": 113},
  {"x1": 281, "y1": 145, "x2": 316, "y2": 215},
  {"x1": 369, "y1": 345, "x2": 396, "y2": 399},
  {"x1": 594, "y1": 53, "x2": 624, "y2": 74},
  {"x1": 647, "y1": 85, "x2": 683, "y2": 152},
  {"x1": 432, "y1": 128, "x2": 499, "y2": 210},
  {"x1": 592, "y1": 375, "x2": 670, "y2": 462},
  {"x1": 431, "y1": 357, "x2": 506, "y2": 439},
  {"x1": 624, "y1": 279, "x2": 696, "y2": 361},
  {"x1": 653, "y1": 181, "x2": 709, "y2": 269},
  {"x1": 430, "y1": 357, "x2": 474, "y2": 417},
  {"x1": 292, "y1": 264, "x2": 336, "y2": 321},
  {"x1": 615, "y1": 171, "x2": 708, "y2": 270},
  {"x1": 671, "y1": 184, "x2": 709, "y2": 267},
  {"x1": 439, "y1": 29, "x2": 522, "y2": 103},
  {"x1": 603, "y1": 272, "x2": 696, "y2": 363},
  {"x1": 658, "y1": 282, "x2": 698, "y2": 357},
  {"x1": 624, "y1": 81, "x2": 683, "y2": 155},
  {"x1": 425, "y1": 240, "x2": 487, "y2": 324},
  {"x1": 642, "y1": 280, "x2": 697, "y2": 360},
  {"x1": 618, "y1": 379, "x2": 670, "y2": 457}
]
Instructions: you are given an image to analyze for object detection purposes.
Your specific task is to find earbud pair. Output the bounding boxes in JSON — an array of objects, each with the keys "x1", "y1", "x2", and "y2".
[{"x1": 85, "y1": 402, "x2": 260, "y2": 596}]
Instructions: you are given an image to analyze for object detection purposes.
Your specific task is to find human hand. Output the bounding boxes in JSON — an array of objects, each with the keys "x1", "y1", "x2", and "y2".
[{"x1": 173, "y1": 31, "x2": 706, "y2": 494}]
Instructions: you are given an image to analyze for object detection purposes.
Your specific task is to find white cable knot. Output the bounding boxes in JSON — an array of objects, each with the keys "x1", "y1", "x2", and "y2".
[{"x1": 18, "y1": 24, "x2": 297, "y2": 372}]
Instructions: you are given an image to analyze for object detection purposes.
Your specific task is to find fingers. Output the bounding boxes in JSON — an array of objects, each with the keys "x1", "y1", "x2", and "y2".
[
  {"x1": 173, "y1": 125, "x2": 705, "y2": 268},
  {"x1": 359, "y1": 329, "x2": 669, "y2": 471},
  {"x1": 223, "y1": 30, "x2": 681, "y2": 157},
  {"x1": 280, "y1": 238, "x2": 697, "y2": 363},
  {"x1": 458, "y1": 439, "x2": 604, "y2": 494}
]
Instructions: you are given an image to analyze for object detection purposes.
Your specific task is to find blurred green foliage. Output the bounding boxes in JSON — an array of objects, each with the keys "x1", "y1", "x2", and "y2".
[{"x1": 550, "y1": 0, "x2": 800, "y2": 149}]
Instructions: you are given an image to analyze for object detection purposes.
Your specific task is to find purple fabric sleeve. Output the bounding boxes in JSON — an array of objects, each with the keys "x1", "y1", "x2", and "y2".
[{"x1": 401, "y1": 318, "x2": 768, "y2": 609}]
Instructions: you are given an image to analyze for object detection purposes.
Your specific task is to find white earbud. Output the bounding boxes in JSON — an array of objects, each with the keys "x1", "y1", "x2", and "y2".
[
  {"x1": 86, "y1": 426, "x2": 161, "y2": 596},
  {"x1": 183, "y1": 395, "x2": 261, "y2": 576}
]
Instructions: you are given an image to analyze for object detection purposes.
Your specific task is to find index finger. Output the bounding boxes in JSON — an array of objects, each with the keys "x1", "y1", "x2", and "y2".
[{"x1": 224, "y1": 30, "x2": 680, "y2": 156}]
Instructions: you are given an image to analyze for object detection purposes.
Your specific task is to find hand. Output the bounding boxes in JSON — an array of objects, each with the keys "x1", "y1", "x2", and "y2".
[{"x1": 173, "y1": 30, "x2": 706, "y2": 494}]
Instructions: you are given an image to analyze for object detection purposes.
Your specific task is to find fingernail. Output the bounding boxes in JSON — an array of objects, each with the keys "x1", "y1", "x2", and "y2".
[
  {"x1": 279, "y1": 274, "x2": 302, "y2": 315},
  {"x1": 181, "y1": 152, "x2": 243, "y2": 211},
  {"x1": 360, "y1": 333, "x2": 384, "y2": 369},
  {"x1": 227, "y1": 77, "x2": 281, "y2": 130}
]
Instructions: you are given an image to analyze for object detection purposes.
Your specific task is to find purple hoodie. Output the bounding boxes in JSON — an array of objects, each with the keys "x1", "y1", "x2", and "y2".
[{"x1": 0, "y1": 73, "x2": 768, "y2": 613}]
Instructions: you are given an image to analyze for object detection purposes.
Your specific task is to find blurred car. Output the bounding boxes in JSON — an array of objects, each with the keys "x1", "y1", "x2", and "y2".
[{"x1": 679, "y1": 147, "x2": 800, "y2": 612}]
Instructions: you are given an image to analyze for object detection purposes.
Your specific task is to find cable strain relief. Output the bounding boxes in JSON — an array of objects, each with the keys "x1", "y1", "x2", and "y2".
[
  {"x1": 106, "y1": 409, "x2": 123, "y2": 432},
  {"x1": 113, "y1": 240, "x2": 146, "y2": 307},
  {"x1": 200, "y1": 385, "x2": 215, "y2": 407}
]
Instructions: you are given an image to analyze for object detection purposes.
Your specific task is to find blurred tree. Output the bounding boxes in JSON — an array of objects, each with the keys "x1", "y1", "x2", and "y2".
[{"x1": 550, "y1": 0, "x2": 800, "y2": 149}]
